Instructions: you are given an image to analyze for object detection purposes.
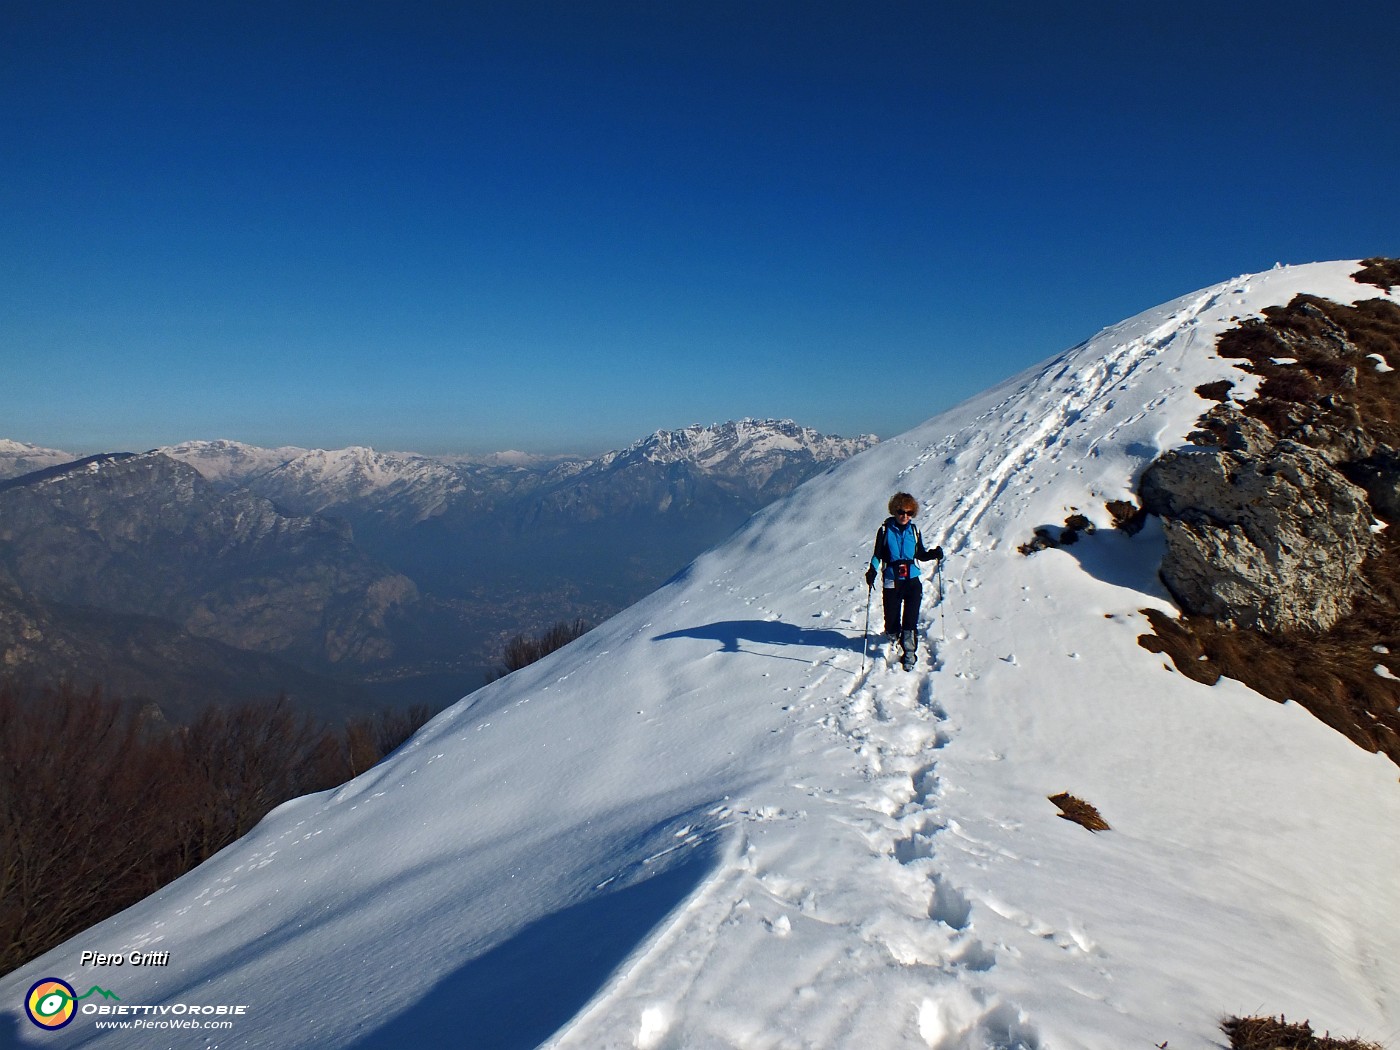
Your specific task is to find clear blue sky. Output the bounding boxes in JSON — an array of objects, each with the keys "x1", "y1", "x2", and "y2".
[{"x1": 4, "y1": 1, "x2": 1398, "y2": 455}]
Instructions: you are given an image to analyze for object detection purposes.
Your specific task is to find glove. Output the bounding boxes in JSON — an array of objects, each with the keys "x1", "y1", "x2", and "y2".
[
  {"x1": 933, "y1": 545, "x2": 943, "y2": 561},
  {"x1": 864, "y1": 567, "x2": 876, "y2": 588}
]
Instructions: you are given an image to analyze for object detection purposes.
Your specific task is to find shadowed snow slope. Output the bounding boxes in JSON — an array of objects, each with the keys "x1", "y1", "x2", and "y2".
[{"x1": 4, "y1": 262, "x2": 1399, "y2": 1050}]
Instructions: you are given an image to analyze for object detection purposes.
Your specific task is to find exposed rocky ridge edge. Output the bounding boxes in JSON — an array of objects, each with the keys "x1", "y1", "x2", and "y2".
[{"x1": 1134, "y1": 259, "x2": 1400, "y2": 763}]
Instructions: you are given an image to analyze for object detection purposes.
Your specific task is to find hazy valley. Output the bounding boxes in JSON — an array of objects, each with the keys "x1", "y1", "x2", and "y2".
[{"x1": 0, "y1": 420, "x2": 877, "y2": 721}]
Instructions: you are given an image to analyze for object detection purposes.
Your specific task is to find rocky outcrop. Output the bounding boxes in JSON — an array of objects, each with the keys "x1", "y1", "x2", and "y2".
[
  {"x1": 1135, "y1": 269, "x2": 1400, "y2": 763},
  {"x1": 1140, "y1": 414, "x2": 1378, "y2": 633},
  {"x1": 1139, "y1": 283, "x2": 1400, "y2": 636}
]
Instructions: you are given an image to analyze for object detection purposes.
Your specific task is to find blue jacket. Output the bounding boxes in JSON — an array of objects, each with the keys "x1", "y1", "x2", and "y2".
[{"x1": 870, "y1": 517, "x2": 938, "y2": 583}]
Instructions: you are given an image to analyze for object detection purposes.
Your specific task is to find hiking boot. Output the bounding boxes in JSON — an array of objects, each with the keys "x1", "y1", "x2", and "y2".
[{"x1": 900, "y1": 631, "x2": 918, "y2": 670}]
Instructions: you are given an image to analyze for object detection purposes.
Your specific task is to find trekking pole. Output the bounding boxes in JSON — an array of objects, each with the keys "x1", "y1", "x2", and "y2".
[
  {"x1": 935, "y1": 556, "x2": 947, "y2": 643},
  {"x1": 860, "y1": 583, "x2": 874, "y2": 674}
]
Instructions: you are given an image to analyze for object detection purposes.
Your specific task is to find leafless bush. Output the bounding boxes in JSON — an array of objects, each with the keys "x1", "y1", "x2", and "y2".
[
  {"x1": 0, "y1": 680, "x2": 432, "y2": 974},
  {"x1": 339, "y1": 704, "x2": 435, "y2": 778},
  {"x1": 174, "y1": 697, "x2": 341, "y2": 867},
  {"x1": 0, "y1": 682, "x2": 184, "y2": 972},
  {"x1": 488, "y1": 619, "x2": 592, "y2": 681},
  {"x1": 1223, "y1": 1014, "x2": 1384, "y2": 1049}
]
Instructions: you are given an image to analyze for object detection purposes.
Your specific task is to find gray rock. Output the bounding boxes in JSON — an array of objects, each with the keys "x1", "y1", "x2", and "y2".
[{"x1": 1140, "y1": 432, "x2": 1378, "y2": 634}]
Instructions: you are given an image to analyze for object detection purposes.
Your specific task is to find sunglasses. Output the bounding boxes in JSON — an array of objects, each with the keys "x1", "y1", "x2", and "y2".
[{"x1": 895, "y1": 509, "x2": 915, "y2": 517}]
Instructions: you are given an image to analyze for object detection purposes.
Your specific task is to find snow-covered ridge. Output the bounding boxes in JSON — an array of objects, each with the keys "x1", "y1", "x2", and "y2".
[
  {"x1": 159, "y1": 439, "x2": 307, "y2": 487},
  {"x1": 0, "y1": 438, "x2": 75, "y2": 480},
  {"x1": 3, "y1": 262, "x2": 1397, "y2": 1049},
  {"x1": 616, "y1": 418, "x2": 878, "y2": 468},
  {"x1": 7, "y1": 422, "x2": 870, "y2": 498},
  {"x1": 162, "y1": 419, "x2": 875, "y2": 483},
  {"x1": 155, "y1": 419, "x2": 877, "y2": 522},
  {"x1": 243, "y1": 446, "x2": 469, "y2": 519}
]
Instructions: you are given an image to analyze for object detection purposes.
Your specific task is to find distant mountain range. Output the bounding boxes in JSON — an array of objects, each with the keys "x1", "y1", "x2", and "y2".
[
  {"x1": 0, "y1": 438, "x2": 74, "y2": 479},
  {"x1": 0, "y1": 421, "x2": 876, "y2": 719},
  {"x1": 158, "y1": 419, "x2": 874, "y2": 525}
]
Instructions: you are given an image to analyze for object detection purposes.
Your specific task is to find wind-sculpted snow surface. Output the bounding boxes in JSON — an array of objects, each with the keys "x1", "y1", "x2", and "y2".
[{"x1": 4, "y1": 263, "x2": 1399, "y2": 1049}]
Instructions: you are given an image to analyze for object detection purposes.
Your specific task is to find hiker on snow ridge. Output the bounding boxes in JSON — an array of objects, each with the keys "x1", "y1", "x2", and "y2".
[{"x1": 864, "y1": 491, "x2": 942, "y2": 670}]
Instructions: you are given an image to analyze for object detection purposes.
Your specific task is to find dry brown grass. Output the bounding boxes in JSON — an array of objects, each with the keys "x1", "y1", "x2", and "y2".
[
  {"x1": 1106, "y1": 498, "x2": 1148, "y2": 535},
  {"x1": 1195, "y1": 378, "x2": 1236, "y2": 402},
  {"x1": 1017, "y1": 512, "x2": 1097, "y2": 554},
  {"x1": 1047, "y1": 792, "x2": 1110, "y2": 831},
  {"x1": 1223, "y1": 1014, "x2": 1385, "y2": 1050},
  {"x1": 1209, "y1": 292, "x2": 1400, "y2": 448},
  {"x1": 1139, "y1": 601, "x2": 1400, "y2": 763},
  {"x1": 1354, "y1": 257, "x2": 1400, "y2": 292}
]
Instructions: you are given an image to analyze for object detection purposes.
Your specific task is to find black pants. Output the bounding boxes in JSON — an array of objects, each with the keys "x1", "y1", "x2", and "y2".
[{"x1": 882, "y1": 578, "x2": 922, "y2": 635}]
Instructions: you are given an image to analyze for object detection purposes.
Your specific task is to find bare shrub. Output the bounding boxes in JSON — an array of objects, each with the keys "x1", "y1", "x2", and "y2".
[
  {"x1": 1048, "y1": 792, "x2": 1110, "y2": 832},
  {"x1": 488, "y1": 619, "x2": 592, "y2": 681},
  {"x1": 0, "y1": 680, "x2": 434, "y2": 974},
  {"x1": 0, "y1": 682, "x2": 186, "y2": 973},
  {"x1": 1018, "y1": 513, "x2": 1096, "y2": 555},
  {"x1": 1223, "y1": 1014, "x2": 1384, "y2": 1050},
  {"x1": 174, "y1": 697, "x2": 340, "y2": 866},
  {"x1": 338, "y1": 704, "x2": 435, "y2": 778},
  {"x1": 1106, "y1": 499, "x2": 1148, "y2": 535}
]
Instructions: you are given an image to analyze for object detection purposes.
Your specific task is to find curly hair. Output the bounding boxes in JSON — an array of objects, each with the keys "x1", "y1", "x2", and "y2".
[{"x1": 888, "y1": 492, "x2": 919, "y2": 517}]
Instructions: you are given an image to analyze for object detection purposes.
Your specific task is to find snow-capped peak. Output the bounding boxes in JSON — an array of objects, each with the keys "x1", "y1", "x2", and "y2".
[
  {"x1": 612, "y1": 417, "x2": 878, "y2": 469},
  {"x1": 161, "y1": 439, "x2": 308, "y2": 487},
  {"x1": 0, "y1": 438, "x2": 76, "y2": 480}
]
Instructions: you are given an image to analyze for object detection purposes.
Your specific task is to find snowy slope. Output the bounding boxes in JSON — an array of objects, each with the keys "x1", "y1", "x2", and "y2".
[{"x1": 5, "y1": 262, "x2": 1399, "y2": 1050}]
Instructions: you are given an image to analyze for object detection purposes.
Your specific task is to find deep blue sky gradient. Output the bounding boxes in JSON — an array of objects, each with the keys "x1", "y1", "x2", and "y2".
[{"x1": 4, "y1": 1, "x2": 1398, "y2": 454}]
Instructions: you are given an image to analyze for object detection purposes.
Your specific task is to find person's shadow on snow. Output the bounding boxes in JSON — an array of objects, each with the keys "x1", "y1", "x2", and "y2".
[{"x1": 653, "y1": 619, "x2": 860, "y2": 659}]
